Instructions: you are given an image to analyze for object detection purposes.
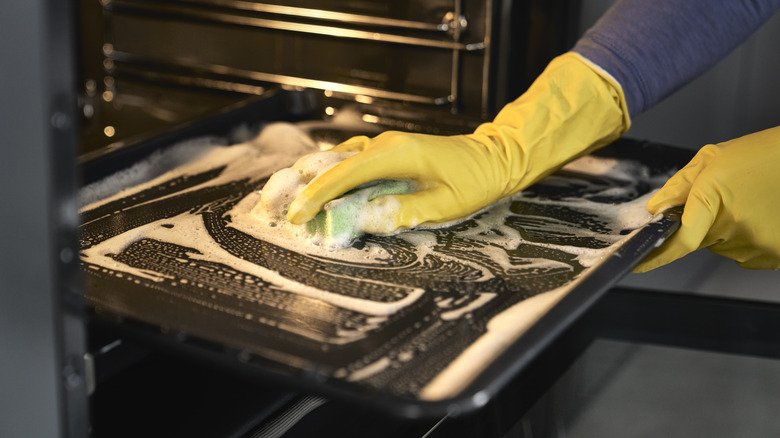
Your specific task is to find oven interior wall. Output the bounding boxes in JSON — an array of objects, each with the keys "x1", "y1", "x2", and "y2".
[{"x1": 75, "y1": 0, "x2": 581, "y2": 155}]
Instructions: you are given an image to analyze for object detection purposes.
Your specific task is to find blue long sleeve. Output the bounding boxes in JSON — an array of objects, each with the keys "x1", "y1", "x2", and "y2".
[{"x1": 573, "y1": 0, "x2": 780, "y2": 117}]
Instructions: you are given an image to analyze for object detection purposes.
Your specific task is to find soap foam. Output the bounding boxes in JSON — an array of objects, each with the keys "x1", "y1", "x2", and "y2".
[
  {"x1": 79, "y1": 137, "x2": 225, "y2": 208},
  {"x1": 81, "y1": 122, "x2": 667, "y2": 401},
  {"x1": 420, "y1": 287, "x2": 568, "y2": 400},
  {"x1": 254, "y1": 149, "x2": 358, "y2": 239}
]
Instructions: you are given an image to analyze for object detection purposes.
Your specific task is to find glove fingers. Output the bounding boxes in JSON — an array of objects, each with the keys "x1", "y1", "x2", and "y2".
[
  {"x1": 636, "y1": 145, "x2": 721, "y2": 272},
  {"x1": 646, "y1": 145, "x2": 717, "y2": 214},
  {"x1": 358, "y1": 186, "x2": 478, "y2": 234},
  {"x1": 633, "y1": 188, "x2": 719, "y2": 273},
  {"x1": 395, "y1": 189, "x2": 461, "y2": 229},
  {"x1": 288, "y1": 147, "x2": 418, "y2": 225}
]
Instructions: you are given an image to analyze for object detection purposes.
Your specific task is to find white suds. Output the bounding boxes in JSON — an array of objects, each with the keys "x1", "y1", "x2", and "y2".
[{"x1": 82, "y1": 123, "x2": 668, "y2": 401}]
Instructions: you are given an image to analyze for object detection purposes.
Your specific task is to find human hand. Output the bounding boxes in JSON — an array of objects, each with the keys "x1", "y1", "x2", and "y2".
[{"x1": 634, "y1": 125, "x2": 780, "y2": 272}]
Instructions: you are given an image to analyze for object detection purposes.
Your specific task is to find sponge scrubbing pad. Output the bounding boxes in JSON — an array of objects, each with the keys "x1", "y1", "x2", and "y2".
[
  {"x1": 306, "y1": 180, "x2": 415, "y2": 246},
  {"x1": 255, "y1": 150, "x2": 415, "y2": 247}
]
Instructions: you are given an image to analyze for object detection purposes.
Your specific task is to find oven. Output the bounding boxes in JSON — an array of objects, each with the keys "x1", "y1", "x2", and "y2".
[
  {"x1": 75, "y1": 2, "x2": 591, "y2": 436},
  {"x1": 77, "y1": 0, "x2": 582, "y2": 157},
  {"x1": 6, "y1": 1, "x2": 780, "y2": 437}
]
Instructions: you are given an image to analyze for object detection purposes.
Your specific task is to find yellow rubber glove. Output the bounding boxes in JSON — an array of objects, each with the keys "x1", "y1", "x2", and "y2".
[
  {"x1": 287, "y1": 52, "x2": 630, "y2": 234},
  {"x1": 634, "y1": 125, "x2": 780, "y2": 272}
]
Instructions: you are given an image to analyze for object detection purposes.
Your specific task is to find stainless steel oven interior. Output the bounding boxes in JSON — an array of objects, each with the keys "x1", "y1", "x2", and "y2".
[{"x1": 76, "y1": 0, "x2": 580, "y2": 156}]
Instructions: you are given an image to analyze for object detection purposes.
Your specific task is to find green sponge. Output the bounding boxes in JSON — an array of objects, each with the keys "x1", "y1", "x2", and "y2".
[{"x1": 306, "y1": 180, "x2": 415, "y2": 246}]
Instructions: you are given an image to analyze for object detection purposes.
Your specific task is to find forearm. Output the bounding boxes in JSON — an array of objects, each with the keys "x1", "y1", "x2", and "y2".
[{"x1": 573, "y1": 0, "x2": 780, "y2": 117}]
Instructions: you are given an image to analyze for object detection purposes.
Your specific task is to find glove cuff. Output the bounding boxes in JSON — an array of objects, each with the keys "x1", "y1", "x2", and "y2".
[
  {"x1": 490, "y1": 52, "x2": 630, "y2": 135},
  {"x1": 472, "y1": 52, "x2": 631, "y2": 198},
  {"x1": 571, "y1": 52, "x2": 632, "y2": 132}
]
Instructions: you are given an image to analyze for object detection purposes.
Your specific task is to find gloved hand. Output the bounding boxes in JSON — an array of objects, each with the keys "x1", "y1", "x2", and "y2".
[
  {"x1": 634, "y1": 125, "x2": 780, "y2": 272},
  {"x1": 287, "y1": 52, "x2": 631, "y2": 234}
]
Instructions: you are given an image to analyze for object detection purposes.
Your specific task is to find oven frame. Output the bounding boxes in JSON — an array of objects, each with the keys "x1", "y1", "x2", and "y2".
[{"x1": 1, "y1": 0, "x2": 89, "y2": 437}]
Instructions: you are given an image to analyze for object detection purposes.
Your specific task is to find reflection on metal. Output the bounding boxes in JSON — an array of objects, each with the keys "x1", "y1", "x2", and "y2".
[
  {"x1": 110, "y1": 51, "x2": 450, "y2": 105},
  {"x1": 124, "y1": 66, "x2": 268, "y2": 96},
  {"x1": 441, "y1": 11, "x2": 469, "y2": 34},
  {"x1": 361, "y1": 114, "x2": 380, "y2": 124},
  {"x1": 182, "y1": 0, "x2": 450, "y2": 32},
  {"x1": 109, "y1": 0, "x2": 481, "y2": 51},
  {"x1": 448, "y1": 0, "x2": 464, "y2": 113},
  {"x1": 98, "y1": 0, "x2": 495, "y2": 116},
  {"x1": 481, "y1": 0, "x2": 493, "y2": 118},
  {"x1": 354, "y1": 95, "x2": 374, "y2": 105},
  {"x1": 83, "y1": 353, "x2": 96, "y2": 396}
]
